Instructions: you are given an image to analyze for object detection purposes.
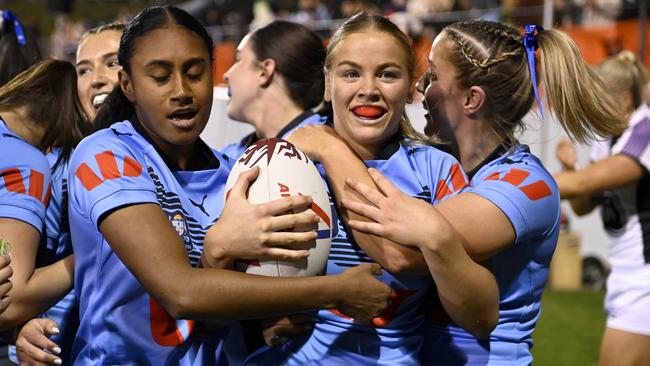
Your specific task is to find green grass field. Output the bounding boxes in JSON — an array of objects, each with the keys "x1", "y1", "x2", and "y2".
[{"x1": 532, "y1": 290, "x2": 606, "y2": 366}]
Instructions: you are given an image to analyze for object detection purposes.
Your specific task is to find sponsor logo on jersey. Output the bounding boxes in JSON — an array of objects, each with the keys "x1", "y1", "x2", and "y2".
[
  {"x1": 75, "y1": 150, "x2": 142, "y2": 191},
  {"x1": 1, "y1": 167, "x2": 51, "y2": 206},
  {"x1": 484, "y1": 167, "x2": 552, "y2": 201}
]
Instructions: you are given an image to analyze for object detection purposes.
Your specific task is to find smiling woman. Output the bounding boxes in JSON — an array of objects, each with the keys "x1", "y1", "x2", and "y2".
[
  {"x1": 75, "y1": 23, "x2": 124, "y2": 122},
  {"x1": 244, "y1": 13, "x2": 499, "y2": 366},
  {"x1": 60, "y1": 6, "x2": 390, "y2": 366}
]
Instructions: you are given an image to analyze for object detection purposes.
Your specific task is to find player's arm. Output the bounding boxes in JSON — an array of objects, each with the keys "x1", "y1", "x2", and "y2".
[
  {"x1": 100, "y1": 202, "x2": 389, "y2": 322},
  {"x1": 288, "y1": 125, "x2": 429, "y2": 274},
  {"x1": 555, "y1": 153, "x2": 643, "y2": 201},
  {"x1": 0, "y1": 218, "x2": 73, "y2": 329},
  {"x1": 553, "y1": 138, "x2": 598, "y2": 215},
  {"x1": 343, "y1": 170, "x2": 499, "y2": 338}
]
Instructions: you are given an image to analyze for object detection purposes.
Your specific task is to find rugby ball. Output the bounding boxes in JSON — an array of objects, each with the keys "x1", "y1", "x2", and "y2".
[{"x1": 224, "y1": 138, "x2": 332, "y2": 277}]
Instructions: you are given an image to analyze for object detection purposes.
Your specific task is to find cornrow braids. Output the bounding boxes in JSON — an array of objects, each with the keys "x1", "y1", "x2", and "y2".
[
  {"x1": 440, "y1": 19, "x2": 625, "y2": 145},
  {"x1": 442, "y1": 20, "x2": 534, "y2": 146}
]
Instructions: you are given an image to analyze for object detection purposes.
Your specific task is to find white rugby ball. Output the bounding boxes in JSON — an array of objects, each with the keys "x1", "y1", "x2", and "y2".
[{"x1": 224, "y1": 138, "x2": 332, "y2": 277}]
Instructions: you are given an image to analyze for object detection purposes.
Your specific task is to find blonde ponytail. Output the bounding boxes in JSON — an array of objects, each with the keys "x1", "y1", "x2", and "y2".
[{"x1": 538, "y1": 30, "x2": 626, "y2": 141}]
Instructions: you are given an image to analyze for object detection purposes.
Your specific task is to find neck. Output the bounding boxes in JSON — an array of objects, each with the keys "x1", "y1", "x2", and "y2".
[
  {"x1": 255, "y1": 90, "x2": 305, "y2": 139},
  {"x1": 346, "y1": 139, "x2": 379, "y2": 161},
  {"x1": 455, "y1": 119, "x2": 502, "y2": 172},
  {"x1": 133, "y1": 113, "x2": 199, "y2": 171},
  {"x1": 0, "y1": 108, "x2": 45, "y2": 149}
]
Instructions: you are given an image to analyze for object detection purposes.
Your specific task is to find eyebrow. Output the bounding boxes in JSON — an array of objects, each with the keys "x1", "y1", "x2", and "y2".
[
  {"x1": 336, "y1": 60, "x2": 403, "y2": 69},
  {"x1": 76, "y1": 52, "x2": 118, "y2": 67},
  {"x1": 144, "y1": 57, "x2": 207, "y2": 70}
]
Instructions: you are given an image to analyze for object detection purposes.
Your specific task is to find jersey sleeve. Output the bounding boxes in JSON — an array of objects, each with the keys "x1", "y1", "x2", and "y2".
[
  {"x1": 0, "y1": 145, "x2": 51, "y2": 233},
  {"x1": 68, "y1": 134, "x2": 159, "y2": 227},
  {"x1": 468, "y1": 161, "x2": 560, "y2": 243},
  {"x1": 614, "y1": 116, "x2": 650, "y2": 173},
  {"x1": 423, "y1": 149, "x2": 467, "y2": 205}
]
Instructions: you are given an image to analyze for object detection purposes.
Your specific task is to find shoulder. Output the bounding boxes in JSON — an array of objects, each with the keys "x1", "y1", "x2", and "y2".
[
  {"x1": 402, "y1": 143, "x2": 462, "y2": 172},
  {"x1": 473, "y1": 145, "x2": 555, "y2": 189},
  {"x1": 1, "y1": 133, "x2": 49, "y2": 173},
  {"x1": 613, "y1": 105, "x2": 650, "y2": 161},
  {"x1": 469, "y1": 145, "x2": 560, "y2": 239},
  {"x1": 71, "y1": 121, "x2": 145, "y2": 167}
]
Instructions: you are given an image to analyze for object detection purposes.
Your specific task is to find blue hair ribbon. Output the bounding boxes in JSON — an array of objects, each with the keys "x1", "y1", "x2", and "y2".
[
  {"x1": 2, "y1": 10, "x2": 26, "y2": 46},
  {"x1": 523, "y1": 24, "x2": 544, "y2": 118}
]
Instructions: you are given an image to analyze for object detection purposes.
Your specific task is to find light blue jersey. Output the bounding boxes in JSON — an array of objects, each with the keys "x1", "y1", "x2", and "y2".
[
  {"x1": 220, "y1": 111, "x2": 325, "y2": 160},
  {"x1": 0, "y1": 117, "x2": 51, "y2": 233},
  {"x1": 246, "y1": 138, "x2": 466, "y2": 366},
  {"x1": 1, "y1": 117, "x2": 52, "y2": 364},
  {"x1": 68, "y1": 120, "x2": 230, "y2": 365},
  {"x1": 420, "y1": 144, "x2": 560, "y2": 365},
  {"x1": 34, "y1": 149, "x2": 77, "y2": 364}
]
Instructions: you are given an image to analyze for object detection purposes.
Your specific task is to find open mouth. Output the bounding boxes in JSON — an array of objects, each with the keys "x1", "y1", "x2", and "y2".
[
  {"x1": 168, "y1": 109, "x2": 198, "y2": 120},
  {"x1": 92, "y1": 93, "x2": 109, "y2": 109},
  {"x1": 352, "y1": 105, "x2": 386, "y2": 120}
]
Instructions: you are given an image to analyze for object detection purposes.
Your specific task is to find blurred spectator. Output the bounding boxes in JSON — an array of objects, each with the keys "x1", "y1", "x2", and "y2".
[
  {"x1": 555, "y1": 0, "x2": 622, "y2": 27},
  {"x1": 407, "y1": 0, "x2": 457, "y2": 16},
  {"x1": 338, "y1": 0, "x2": 382, "y2": 18},
  {"x1": 290, "y1": 0, "x2": 331, "y2": 23},
  {"x1": 50, "y1": 14, "x2": 85, "y2": 61},
  {"x1": 0, "y1": 10, "x2": 42, "y2": 87}
]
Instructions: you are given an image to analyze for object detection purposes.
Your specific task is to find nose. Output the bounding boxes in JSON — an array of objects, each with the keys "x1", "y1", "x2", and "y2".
[
  {"x1": 170, "y1": 73, "x2": 192, "y2": 104},
  {"x1": 357, "y1": 75, "x2": 380, "y2": 101},
  {"x1": 90, "y1": 66, "x2": 107, "y2": 89},
  {"x1": 416, "y1": 70, "x2": 431, "y2": 95},
  {"x1": 223, "y1": 65, "x2": 232, "y2": 83}
]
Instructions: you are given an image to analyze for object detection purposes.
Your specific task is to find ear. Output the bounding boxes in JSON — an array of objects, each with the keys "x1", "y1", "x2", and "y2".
[
  {"x1": 259, "y1": 59, "x2": 276, "y2": 88},
  {"x1": 463, "y1": 86, "x2": 486, "y2": 116},
  {"x1": 323, "y1": 68, "x2": 332, "y2": 102},
  {"x1": 119, "y1": 70, "x2": 136, "y2": 103}
]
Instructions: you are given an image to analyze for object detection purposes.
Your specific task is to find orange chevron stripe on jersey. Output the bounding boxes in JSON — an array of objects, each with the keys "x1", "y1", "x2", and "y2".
[
  {"x1": 27, "y1": 169, "x2": 45, "y2": 202},
  {"x1": 435, "y1": 163, "x2": 468, "y2": 201},
  {"x1": 42, "y1": 183, "x2": 51, "y2": 207},
  {"x1": 449, "y1": 163, "x2": 467, "y2": 192},
  {"x1": 75, "y1": 150, "x2": 143, "y2": 191},
  {"x1": 1, "y1": 168, "x2": 51, "y2": 205},
  {"x1": 1, "y1": 168, "x2": 26, "y2": 193},
  {"x1": 149, "y1": 298, "x2": 196, "y2": 346},
  {"x1": 96, "y1": 150, "x2": 121, "y2": 180},
  {"x1": 483, "y1": 168, "x2": 551, "y2": 201}
]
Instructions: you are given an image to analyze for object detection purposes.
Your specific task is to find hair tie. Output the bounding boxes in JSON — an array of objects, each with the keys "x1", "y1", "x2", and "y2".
[
  {"x1": 2, "y1": 10, "x2": 26, "y2": 46},
  {"x1": 523, "y1": 24, "x2": 544, "y2": 118}
]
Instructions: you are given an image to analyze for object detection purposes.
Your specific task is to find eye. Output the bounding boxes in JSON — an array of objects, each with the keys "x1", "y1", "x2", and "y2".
[
  {"x1": 186, "y1": 72, "x2": 203, "y2": 81},
  {"x1": 77, "y1": 67, "x2": 91, "y2": 77},
  {"x1": 378, "y1": 70, "x2": 399, "y2": 81},
  {"x1": 151, "y1": 75, "x2": 170, "y2": 83},
  {"x1": 107, "y1": 58, "x2": 120, "y2": 68},
  {"x1": 342, "y1": 70, "x2": 359, "y2": 80}
]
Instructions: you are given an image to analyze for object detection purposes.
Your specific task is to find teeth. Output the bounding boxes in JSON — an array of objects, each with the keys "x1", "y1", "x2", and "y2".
[{"x1": 92, "y1": 94, "x2": 108, "y2": 107}]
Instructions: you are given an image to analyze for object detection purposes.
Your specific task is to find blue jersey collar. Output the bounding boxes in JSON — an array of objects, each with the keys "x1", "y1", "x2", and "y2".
[{"x1": 129, "y1": 116, "x2": 221, "y2": 172}]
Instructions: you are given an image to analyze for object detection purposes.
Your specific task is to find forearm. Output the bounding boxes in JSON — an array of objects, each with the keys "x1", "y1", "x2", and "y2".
[
  {"x1": 0, "y1": 256, "x2": 74, "y2": 328},
  {"x1": 554, "y1": 170, "x2": 598, "y2": 215},
  {"x1": 160, "y1": 267, "x2": 343, "y2": 321},
  {"x1": 319, "y1": 147, "x2": 428, "y2": 274},
  {"x1": 420, "y1": 217, "x2": 499, "y2": 338},
  {"x1": 554, "y1": 170, "x2": 588, "y2": 199}
]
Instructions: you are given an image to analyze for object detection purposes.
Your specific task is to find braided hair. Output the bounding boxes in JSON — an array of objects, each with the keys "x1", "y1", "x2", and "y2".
[{"x1": 442, "y1": 20, "x2": 624, "y2": 144}]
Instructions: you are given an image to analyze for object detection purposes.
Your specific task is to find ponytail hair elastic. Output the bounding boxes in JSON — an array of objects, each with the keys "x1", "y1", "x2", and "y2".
[
  {"x1": 523, "y1": 24, "x2": 544, "y2": 118},
  {"x1": 1, "y1": 10, "x2": 26, "y2": 46}
]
